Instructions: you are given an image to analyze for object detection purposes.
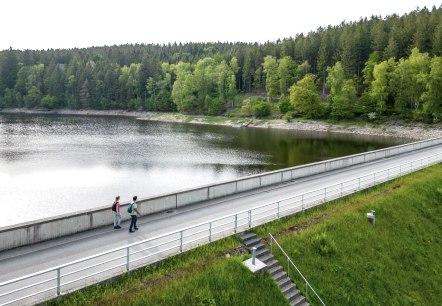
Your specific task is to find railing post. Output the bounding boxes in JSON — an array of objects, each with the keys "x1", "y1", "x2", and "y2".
[
  {"x1": 209, "y1": 222, "x2": 212, "y2": 242},
  {"x1": 277, "y1": 201, "x2": 280, "y2": 219},
  {"x1": 56, "y1": 268, "x2": 61, "y2": 296},
  {"x1": 306, "y1": 281, "x2": 308, "y2": 301},
  {"x1": 340, "y1": 183, "x2": 343, "y2": 197},
  {"x1": 234, "y1": 214, "x2": 237, "y2": 234},
  {"x1": 301, "y1": 194, "x2": 304, "y2": 210},
  {"x1": 126, "y1": 247, "x2": 130, "y2": 273},
  {"x1": 373, "y1": 173, "x2": 375, "y2": 185},
  {"x1": 287, "y1": 257, "x2": 290, "y2": 276},
  {"x1": 180, "y1": 231, "x2": 183, "y2": 253},
  {"x1": 248, "y1": 211, "x2": 252, "y2": 228}
]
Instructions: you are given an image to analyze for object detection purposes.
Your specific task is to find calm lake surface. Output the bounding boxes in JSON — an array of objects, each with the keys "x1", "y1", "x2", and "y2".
[{"x1": 0, "y1": 113, "x2": 408, "y2": 227}]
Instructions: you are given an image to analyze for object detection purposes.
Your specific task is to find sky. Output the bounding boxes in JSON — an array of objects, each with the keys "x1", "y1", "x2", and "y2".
[{"x1": 1, "y1": 0, "x2": 441, "y2": 51}]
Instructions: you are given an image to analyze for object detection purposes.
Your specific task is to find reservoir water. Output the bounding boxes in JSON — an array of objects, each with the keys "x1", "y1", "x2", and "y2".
[{"x1": 0, "y1": 113, "x2": 407, "y2": 227}]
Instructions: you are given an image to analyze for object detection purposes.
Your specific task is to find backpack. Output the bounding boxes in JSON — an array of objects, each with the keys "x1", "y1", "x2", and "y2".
[
  {"x1": 111, "y1": 202, "x2": 117, "y2": 212},
  {"x1": 127, "y1": 203, "x2": 133, "y2": 214}
]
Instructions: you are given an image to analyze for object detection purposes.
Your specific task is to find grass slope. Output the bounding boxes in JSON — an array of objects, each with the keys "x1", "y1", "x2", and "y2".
[
  {"x1": 46, "y1": 237, "x2": 289, "y2": 306},
  {"x1": 46, "y1": 164, "x2": 441, "y2": 306},
  {"x1": 262, "y1": 164, "x2": 442, "y2": 306}
]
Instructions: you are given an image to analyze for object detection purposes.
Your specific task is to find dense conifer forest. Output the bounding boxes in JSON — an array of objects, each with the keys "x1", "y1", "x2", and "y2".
[{"x1": 0, "y1": 6, "x2": 441, "y2": 122}]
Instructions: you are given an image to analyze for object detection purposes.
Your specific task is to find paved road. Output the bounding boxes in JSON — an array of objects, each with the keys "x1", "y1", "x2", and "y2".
[{"x1": 0, "y1": 144, "x2": 441, "y2": 305}]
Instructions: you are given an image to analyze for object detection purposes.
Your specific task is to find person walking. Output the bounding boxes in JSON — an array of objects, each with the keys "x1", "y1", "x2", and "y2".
[
  {"x1": 128, "y1": 195, "x2": 141, "y2": 233},
  {"x1": 113, "y1": 196, "x2": 122, "y2": 229}
]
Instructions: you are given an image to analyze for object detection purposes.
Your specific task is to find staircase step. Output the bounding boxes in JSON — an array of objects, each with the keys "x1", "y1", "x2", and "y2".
[
  {"x1": 290, "y1": 295, "x2": 306, "y2": 306},
  {"x1": 280, "y1": 282, "x2": 297, "y2": 295},
  {"x1": 244, "y1": 237, "x2": 261, "y2": 247},
  {"x1": 247, "y1": 243, "x2": 266, "y2": 253},
  {"x1": 240, "y1": 232, "x2": 257, "y2": 242},
  {"x1": 258, "y1": 253, "x2": 275, "y2": 264},
  {"x1": 273, "y1": 271, "x2": 288, "y2": 281},
  {"x1": 277, "y1": 276, "x2": 292, "y2": 288},
  {"x1": 255, "y1": 247, "x2": 269, "y2": 257},
  {"x1": 268, "y1": 265, "x2": 283, "y2": 275},
  {"x1": 286, "y1": 288, "x2": 301, "y2": 301}
]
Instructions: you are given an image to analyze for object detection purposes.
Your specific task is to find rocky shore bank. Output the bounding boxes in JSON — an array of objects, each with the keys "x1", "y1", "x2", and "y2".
[{"x1": 1, "y1": 108, "x2": 441, "y2": 140}]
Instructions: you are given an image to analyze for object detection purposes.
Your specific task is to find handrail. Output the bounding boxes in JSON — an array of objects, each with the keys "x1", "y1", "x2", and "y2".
[
  {"x1": 269, "y1": 233, "x2": 326, "y2": 306},
  {"x1": 0, "y1": 151, "x2": 441, "y2": 305}
]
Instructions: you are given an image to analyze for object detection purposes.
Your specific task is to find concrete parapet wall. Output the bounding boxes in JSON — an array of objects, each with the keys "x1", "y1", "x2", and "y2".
[
  {"x1": 177, "y1": 188, "x2": 208, "y2": 208},
  {"x1": 237, "y1": 177, "x2": 260, "y2": 192},
  {"x1": 1, "y1": 137, "x2": 441, "y2": 251},
  {"x1": 209, "y1": 182, "x2": 237, "y2": 199}
]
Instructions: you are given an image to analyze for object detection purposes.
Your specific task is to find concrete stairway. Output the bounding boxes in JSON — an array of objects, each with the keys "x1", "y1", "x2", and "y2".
[{"x1": 240, "y1": 232, "x2": 310, "y2": 306}]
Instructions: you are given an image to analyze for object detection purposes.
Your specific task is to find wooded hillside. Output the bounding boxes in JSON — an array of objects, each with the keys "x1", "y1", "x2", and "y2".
[{"x1": 0, "y1": 6, "x2": 441, "y2": 122}]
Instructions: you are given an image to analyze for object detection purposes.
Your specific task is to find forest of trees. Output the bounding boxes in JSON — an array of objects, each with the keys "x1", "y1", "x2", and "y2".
[{"x1": 0, "y1": 6, "x2": 441, "y2": 122}]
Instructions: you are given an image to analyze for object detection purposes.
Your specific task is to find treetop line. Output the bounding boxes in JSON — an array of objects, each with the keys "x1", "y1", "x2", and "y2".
[{"x1": 0, "y1": 6, "x2": 441, "y2": 123}]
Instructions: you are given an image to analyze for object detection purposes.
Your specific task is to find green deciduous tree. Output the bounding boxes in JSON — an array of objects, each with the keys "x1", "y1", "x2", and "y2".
[
  {"x1": 262, "y1": 56, "x2": 280, "y2": 100},
  {"x1": 289, "y1": 74, "x2": 321, "y2": 118},
  {"x1": 369, "y1": 58, "x2": 396, "y2": 114},
  {"x1": 277, "y1": 56, "x2": 298, "y2": 95},
  {"x1": 171, "y1": 61, "x2": 195, "y2": 113},
  {"x1": 41, "y1": 95, "x2": 58, "y2": 109},
  {"x1": 331, "y1": 80, "x2": 357, "y2": 118},
  {"x1": 326, "y1": 62, "x2": 356, "y2": 118},
  {"x1": 119, "y1": 63, "x2": 142, "y2": 102},
  {"x1": 392, "y1": 48, "x2": 430, "y2": 116},
  {"x1": 326, "y1": 61, "x2": 345, "y2": 96},
  {"x1": 24, "y1": 86, "x2": 41, "y2": 108},
  {"x1": 421, "y1": 56, "x2": 442, "y2": 121}
]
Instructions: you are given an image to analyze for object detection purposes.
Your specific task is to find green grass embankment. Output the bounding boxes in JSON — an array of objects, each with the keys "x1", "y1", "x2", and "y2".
[
  {"x1": 256, "y1": 163, "x2": 442, "y2": 305},
  {"x1": 46, "y1": 234, "x2": 289, "y2": 306},
  {"x1": 47, "y1": 164, "x2": 442, "y2": 306}
]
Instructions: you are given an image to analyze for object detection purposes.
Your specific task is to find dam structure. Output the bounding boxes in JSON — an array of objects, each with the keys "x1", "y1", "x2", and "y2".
[{"x1": 0, "y1": 137, "x2": 441, "y2": 305}]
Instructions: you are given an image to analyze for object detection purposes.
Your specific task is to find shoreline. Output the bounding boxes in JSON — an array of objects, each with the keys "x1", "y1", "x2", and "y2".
[{"x1": 1, "y1": 108, "x2": 441, "y2": 140}]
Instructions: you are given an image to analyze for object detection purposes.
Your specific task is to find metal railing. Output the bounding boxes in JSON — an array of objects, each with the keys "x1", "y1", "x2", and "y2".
[
  {"x1": 0, "y1": 151, "x2": 441, "y2": 305},
  {"x1": 269, "y1": 233, "x2": 326, "y2": 306}
]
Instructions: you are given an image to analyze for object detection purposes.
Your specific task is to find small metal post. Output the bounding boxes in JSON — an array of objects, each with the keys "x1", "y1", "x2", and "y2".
[
  {"x1": 234, "y1": 214, "x2": 237, "y2": 233},
  {"x1": 209, "y1": 222, "x2": 212, "y2": 242},
  {"x1": 340, "y1": 183, "x2": 343, "y2": 197},
  {"x1": 56, "y1": 268, "x2": 61, "y2": 296},
  {"x1": 252, "y1": 247, "x2": 257, "y2": 265},
  {"x1": 277, "y1": 201, "x2": 280, "y2": 219},
  {"x1": 287, "y1": 257, "x2": 290, "y2": 276},
  {"x1": 306, "y1": 281, "x2": 308, "y2": 300},
  {"x1": 126, "y1": 247, "x2": 130, "y2": 273},
  {"x1": 180, "y1": 231, "x2": 183, "y2": 252},
  {"x1": 301, "y1": 194, "x2": 304, "y2": 210},
  {"x1": 248, "y1": 211, "x2": 251, "y2": 228}
]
